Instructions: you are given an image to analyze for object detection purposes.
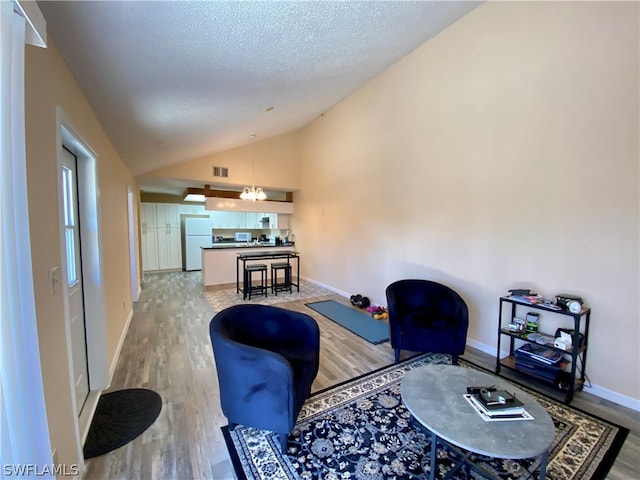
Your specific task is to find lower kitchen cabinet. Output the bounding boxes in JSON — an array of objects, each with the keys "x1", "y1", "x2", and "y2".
[
  {"x1": 142, "y1": 227, "x2": 182, "y2": 272},
  {"x1": 157, "y1": 228, "x2": 182, "y2": 270},
  {"x1": 141, "y1": 228, "x2": 159, "y2": 271}
]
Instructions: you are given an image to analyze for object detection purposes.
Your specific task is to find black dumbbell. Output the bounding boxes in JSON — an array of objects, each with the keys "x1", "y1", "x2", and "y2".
[{"x1": 356, "y1": 296, "x2": 370, "y2": 309}]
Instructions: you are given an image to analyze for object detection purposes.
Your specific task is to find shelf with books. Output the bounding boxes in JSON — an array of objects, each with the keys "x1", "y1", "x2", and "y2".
[
  {"x1": 498, "y1": 329, "x2": 587, "y2": 355},
  {"x1": 496, "y1": 295, "x2": 590, "y2": 404},
  {"x1": 498, "y1": 356, "x2": 583, "y2": 390}
]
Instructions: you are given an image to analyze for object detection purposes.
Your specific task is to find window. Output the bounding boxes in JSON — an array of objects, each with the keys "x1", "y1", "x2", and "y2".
[{"x1": 62, "y1": 165, "x2": 78, "y2": 286}]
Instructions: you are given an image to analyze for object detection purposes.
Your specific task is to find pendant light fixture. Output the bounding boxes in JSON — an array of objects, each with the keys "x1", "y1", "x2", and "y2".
[{"x1": 240, "y1": 134, "x2": 267, "y2": 201}]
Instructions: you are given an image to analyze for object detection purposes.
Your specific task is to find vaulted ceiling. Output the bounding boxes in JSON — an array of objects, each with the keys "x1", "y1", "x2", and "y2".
[{"x1": 40, "y1": 1, "x2": 479, "y2": 193}]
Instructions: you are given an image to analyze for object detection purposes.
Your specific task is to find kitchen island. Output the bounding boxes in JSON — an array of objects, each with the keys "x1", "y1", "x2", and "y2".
[{"x1": 202, "y1": 244, "x2": 297, "y2": 287}]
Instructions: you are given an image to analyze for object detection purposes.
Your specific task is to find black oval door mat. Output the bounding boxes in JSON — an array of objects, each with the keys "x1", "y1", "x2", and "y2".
[{"x1": 83, "y1": 388, "x2": 162, "y2": 459}]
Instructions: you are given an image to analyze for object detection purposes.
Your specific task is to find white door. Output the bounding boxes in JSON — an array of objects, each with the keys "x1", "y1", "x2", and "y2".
[{"x1": 61, "y1": 148, "x2": 89, "y2": 416}]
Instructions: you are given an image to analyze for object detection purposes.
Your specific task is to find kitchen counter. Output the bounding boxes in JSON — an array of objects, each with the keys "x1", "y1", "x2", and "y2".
[
  {"x1": 204, "y1": 242, "x2": 295, "y2": 250},
  {"x1": 202, "y1": 244, "x2": 296, "y2": 286}
]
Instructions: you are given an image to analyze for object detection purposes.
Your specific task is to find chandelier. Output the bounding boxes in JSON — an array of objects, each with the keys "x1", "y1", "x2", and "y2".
[
  {"x1": 240, "y1": 185, "x2": 266, "y2": 201},
  {"x1": 241, "y1": 134, "x2": 267, "y2": 201}
]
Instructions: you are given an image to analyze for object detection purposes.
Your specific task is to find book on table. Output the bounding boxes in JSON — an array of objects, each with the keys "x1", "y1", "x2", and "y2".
[
  {"x1": 476, "y1": 390, "x2": 524, "y2": 413},
  {"x1": 463, "y1": 394, "x2": 533, "y2": 422}
]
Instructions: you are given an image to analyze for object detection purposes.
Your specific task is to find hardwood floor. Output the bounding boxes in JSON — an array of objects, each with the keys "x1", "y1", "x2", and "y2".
[{"x1": 83, "y1": 271, "x2": 639, "y2": 479}]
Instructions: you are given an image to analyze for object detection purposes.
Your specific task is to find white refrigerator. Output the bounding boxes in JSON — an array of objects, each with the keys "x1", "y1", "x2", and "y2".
[{"x1": 183, "y1": 217, "x2": 213, "y2": 271}]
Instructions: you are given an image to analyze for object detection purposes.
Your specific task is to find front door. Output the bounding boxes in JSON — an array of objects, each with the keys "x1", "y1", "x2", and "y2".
[{"x1": 61, "y1": 147, "x2": 90, "y2": 415}]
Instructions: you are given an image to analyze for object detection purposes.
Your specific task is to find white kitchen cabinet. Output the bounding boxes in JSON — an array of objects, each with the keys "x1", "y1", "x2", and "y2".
[
  {"x1": 206, "y1": 209, "x2": 282, "y2": 229},
  {"x1": 141, "y1": 202, "x2": 182, "y2": 272},
  {"x1": 245, "y1": 212, "x2": 258, "y2": 229},
  {"x1": 210, "y1": 210, "x2": 229, "y2": 229},
  {"x1": 179, "y1": 204, "x2": 206, "y2": 215},
  {"x1": 256, "y1": 212, "x2": 276, "y2": 229},
  {"x1": 141, "y1": 228, "x2": 159, "y2": 271},
  {"x1": 156, "y1": 228, "x2": 182, "y2": 269},
  {"x1": 257, "y1": 213, "x2": 278, "y2": 229},
  {"x1": 141, "y1": 203, "x2": 157, "y2": 229},
  {"x1": 156, "y1": 203, "x2": 180, "y2": 229},
  {"x1": 278, "y1": 214, "x2": 289, "y2": 230},
  {"x1": 228, "y1": 211, "x2": 247, "y2": 229}
]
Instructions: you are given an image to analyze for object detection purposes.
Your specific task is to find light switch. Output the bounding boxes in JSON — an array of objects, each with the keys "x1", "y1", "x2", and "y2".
[{"x1": 49, "y1": 266, "x2": 60, "y2": 295}]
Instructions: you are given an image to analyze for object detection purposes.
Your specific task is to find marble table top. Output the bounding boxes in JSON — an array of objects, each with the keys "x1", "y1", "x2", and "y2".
[{"x1": 401, "y1": 364, "x2": 555, "y2": 459}]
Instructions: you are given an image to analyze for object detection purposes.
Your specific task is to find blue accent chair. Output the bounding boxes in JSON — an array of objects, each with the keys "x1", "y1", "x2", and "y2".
[
  {"x1": 209, "y1": 304, "x2": 320, "y2": 453},
  {"x1": 386, "y1": 279, "x2": 468, "y2": 364}
]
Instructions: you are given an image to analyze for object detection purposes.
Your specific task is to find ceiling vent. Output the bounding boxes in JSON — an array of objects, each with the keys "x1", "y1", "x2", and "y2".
[{"x1": 213, "y1": 166, "x2": 228, "y2": 178}]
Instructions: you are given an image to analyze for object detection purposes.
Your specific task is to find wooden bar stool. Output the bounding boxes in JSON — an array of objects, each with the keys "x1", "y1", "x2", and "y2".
[
  {"x1": 271, "y1": 262, "x2": 292, "y2": 296},
  {"x1": 244, "y1": 264, "x2": 267, "y2": 299}
]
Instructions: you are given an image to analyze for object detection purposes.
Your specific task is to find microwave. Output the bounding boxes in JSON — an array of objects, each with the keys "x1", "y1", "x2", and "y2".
[{"x1": 234, "y1": 232, "x2": 252, "y2": 242}]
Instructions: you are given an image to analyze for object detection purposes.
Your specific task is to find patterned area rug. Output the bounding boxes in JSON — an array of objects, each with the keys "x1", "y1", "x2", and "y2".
[
  {"x1": 204, "y1": 279, "x2": 334, "y2": 313},
  {"x1": 222, "y1": 353, "x2": 628, "y2": 480}
]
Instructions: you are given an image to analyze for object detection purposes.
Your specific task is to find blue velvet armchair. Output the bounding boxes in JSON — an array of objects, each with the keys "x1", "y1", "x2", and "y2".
[
  {"x1": 209, "y1": 304, "x2": 320, "y2": 452},
  {"x1": 386, "y1": 279, "x2": 468, "y2": 364}
]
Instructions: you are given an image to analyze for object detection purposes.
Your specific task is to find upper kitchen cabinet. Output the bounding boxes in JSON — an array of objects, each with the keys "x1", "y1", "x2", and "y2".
[
  {"x1": 156, "y1": 203, "x2": 180, "y2": 229},
  {"x1": 254, "y1": 213, "x2": 277, "y2": 229},
  {"x1": 210, "y1": 210, "x2": 229, "y2": 229},
  {"x1": 141, "y1": 203, "x2": 157, "y2": 229},
  {"x1": 178, "y1": 204, "x2": 207, "y2": 215},
  {"x1": 245, "y1": 212, "x2": 258, "y2": 229},
  {"x1": 269, "y1": 213, "x2": 278, "y2": 229},
  {"x1": 228, "y1": 212, "x2": 248, "y2": 229},
  {"x1": 207, "y1": 209, "x2": 286, "y2": 230}
]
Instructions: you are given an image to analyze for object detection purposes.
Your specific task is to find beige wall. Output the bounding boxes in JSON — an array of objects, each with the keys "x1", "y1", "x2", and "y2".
[
  {"x1": 25, "y1": 38, "x2": 138, "y2": 466},
  {"x1": 21, "y1": 6, "x2": 638, "y2": 470},
  {"x1": 295, "y1": 2, "x2": 639, "y2": 401},
  {"x1": 144, "y1": 130, "x2": 301, "y2": 192}
]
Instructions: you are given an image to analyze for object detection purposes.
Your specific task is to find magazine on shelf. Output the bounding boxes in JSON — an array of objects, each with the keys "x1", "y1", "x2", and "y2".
[
  {"x1": 515, "y1": 343, "x2": 564, "y2": 365},
  {"x1": 463, "y1": 394, "x2": 533, "y2": 422},
  {"x1": 515, "y1": 354, "x2": 568, "y2": 372},
  {"x1": 507, "y1": 294, "x2": 543, "y2": 304},
  {"x1": 524, "y1": 332, "x2": 556, "y2": 346}
]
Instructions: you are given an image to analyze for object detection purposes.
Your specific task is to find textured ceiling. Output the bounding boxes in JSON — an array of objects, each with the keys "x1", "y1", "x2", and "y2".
[{"x1": 40, "y1": 1, "x2": 479, "y2": 192}]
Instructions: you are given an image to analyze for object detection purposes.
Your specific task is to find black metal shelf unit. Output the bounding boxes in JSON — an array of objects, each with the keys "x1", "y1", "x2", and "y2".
[{"x1": 495, "y1": 296, "x2": 590, "y2": 404}]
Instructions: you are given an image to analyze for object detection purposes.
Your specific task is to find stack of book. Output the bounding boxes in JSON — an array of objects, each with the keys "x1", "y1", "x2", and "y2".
[
  {"x1": 514, "y1": 343, "x2": 568, "y2": 382},
  {"x1": 463, "y1": 389, "x2": 533, "y2": 421}
]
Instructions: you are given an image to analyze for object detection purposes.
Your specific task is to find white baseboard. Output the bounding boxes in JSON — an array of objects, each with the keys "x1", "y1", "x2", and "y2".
[
  {"x1": 301, "y1": 276, "x2": 350, "y2": 299},
  {"x1": 465, "y1": 338, "x2": 496, "y2": 357},
  {"x1": 584, "y1": 384, "x2": 640, "y2": 411},
  {"x1": 109, "y1": 308, "x2": 134, "y2": 383},
  {"x1": 464, "y1": 338, "x2": 640, "y2": 412}
]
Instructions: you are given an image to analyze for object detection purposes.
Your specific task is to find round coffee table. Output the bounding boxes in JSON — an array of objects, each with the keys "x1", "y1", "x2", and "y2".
[{"x1": 401, "y1": 364, "x2": 555, "y2": 480}]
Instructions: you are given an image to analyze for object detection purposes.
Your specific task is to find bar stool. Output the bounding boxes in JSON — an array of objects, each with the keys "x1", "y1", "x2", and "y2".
[
  {"x1": 244, "y1": 264, "x2": 267, "y2": 300},
  {"x1": 271, "y1": 262, "x2": 292, "y2": 296}
]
